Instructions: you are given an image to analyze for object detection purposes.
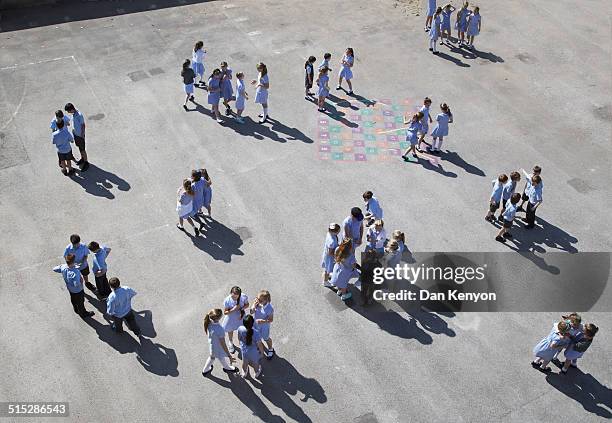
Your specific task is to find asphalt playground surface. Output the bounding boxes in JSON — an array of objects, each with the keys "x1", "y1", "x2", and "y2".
[{"x1": 0, "y1": 0, "x2": 611, "y2": 422}]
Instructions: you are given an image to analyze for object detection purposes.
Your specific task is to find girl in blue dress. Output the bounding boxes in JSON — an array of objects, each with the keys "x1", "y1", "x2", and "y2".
[
  {"x1": 252, "y1": 62, "x2": 269, "y2": 124},
  {"x1": 440, "y1": 3, "x2": 456, "y2": 45},
  {"x1": 561, "y1": 323, "x2": 598, "y2": 374},
  {"x1": 202, "y1": 308, "x2": 239, "y2": 376},
  {"x1": 304, "y1": 55, "x2": 316, "y2": 99},
  {"x1": 336, "y1": 48, "x2": 354, "y2": 95},
  {"x1": 466, "y1": 6, "x2": 481, "y2": 49},
  {"x1": 234, "y1": 72, "x2": 248, "y2": 124},
  {"x1": 200, "y1": 168, "x2": 213, "y2": 218},
  {"x1": 455, "y1": 2, "x2": 471, "y2": 46},
  {"x1": 532, "y1": 321, "x2": 570, "y2": 372},
  {"x1": 424, "y1": 0, "x2": 437, "y2": 31},
  {"x1": 401, "y1": 112, "x2": 424, "y2": 160},
  {"x1": 250, "y1": 290, "x2": 275, "y2": 359},
  {"x1": 220, "y1": 61, "x2": 234, "y2": 116},
  {"x1": 330, "y1": 238, "x2": 358, "y2": 301},
  {"x1": 176, "y1": 179, "x2": 199, "y2": 236},
  {"x1": 207, "y1": 68, "x2": 223, "y2": 123},
  {"x1": 191, "y1": 169, "x2": 206, "y2": 218},
  {"x1": 316, "y1": 67, "x2": 330, "y2": 112},
  {"x1": 222, "y1": 286, "x2": 250, "y2": 354},
  {"x1": 418, "y1": 97, "x2": 433, "y2": 148},
  {"x1": 429, "y1": 7, "x2": 442, "y2": 54},
  {"x1": 430, "y1": 103, "x2": 453, "y2": 153},
  {"x1": 238, "y1": 315, "x2": 266, "y2": 379},
  {"x1": 321, "y1": 223, "x2": 340, "y2": 286}
]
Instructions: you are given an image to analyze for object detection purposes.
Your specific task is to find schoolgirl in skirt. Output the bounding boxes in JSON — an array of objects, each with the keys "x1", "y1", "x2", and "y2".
[
  {"x1": 466, "y1": 6, "x2": 481, "y2": 49},
  {"x1": 207, "y1": 68, "x2": 223, "y2": 123},
  {"x1": 181, "y1": 60, "x2": 196, "y2": 110},
  {"x1": 336, "y1": 48, "x2": 354, "y2": 95},
  {"x1": 321, "y1": 223, "x2": 340, "y2": 286},
  {"x1": 220, "y1": 61, "x2": 234, "y2": 116},
  {"x1": 531, "y1": 321, "x2": 570, "y2": 372},
  {"x1": 235, "y1": 72, "x2": 248, "y2": 124},
  {"x1": 176, "y1": 179, "x2": 199, "y2": 236},
  {"x1": 252, "y1": 62, "x2": 270, "y2": 123},
  {"x1": 192, "y1": 41, "x2": 206, "y2": 86},
  {"x1": 316, "y1": 67, "x2": 330, "y2": 112},
  {"x1": 430, "y1": 103, "x2": 453, "y2": 153},
  {"x1": 222, "y1": 286, "x2": 249, "y2": 354},
  {"x1": 455, "y1": 2, "x2": 471, "y2": 46},
  {"x1": 238, "y1": 315, "x2": 266, "y2": 378},
  {"x1": 202, "y1": 308, "x2": 239, "y2": 376}
]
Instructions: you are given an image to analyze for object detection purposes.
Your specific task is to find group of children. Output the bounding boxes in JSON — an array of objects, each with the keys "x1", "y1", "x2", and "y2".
[
  {"x1": 50, "y1": 104, "x2": 89, "y2": 174},
  {"x1": 203, "y1": 287, "x2": 274, "y2": 379},
  {"x1": 532, "y1": 313, "x2": 599, "y2": 374},
  {"x1": 426, "y1": 1, "x2": 482, "y2": 54},
  {"x1": 181, "y1": 41, "x2": 270, "y2": 124},
  {"x1": 320, "y1": 191, "x2": 406, "y2": 303},
  {"x1": 485, "y1": 166, "x2": 544, "y2": 242},
  {"x1": 304, "y1": 48, "x2": 355, "y2": 112},
  {"x1": 176, "y1": 168, "x2": 213, "y2": 237},
  {"x1": 401, "y1": 97, "x2": 453, "y2": 160}
]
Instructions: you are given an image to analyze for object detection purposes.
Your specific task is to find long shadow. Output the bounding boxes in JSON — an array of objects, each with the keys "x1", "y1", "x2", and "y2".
[
  {"x1": 187, "y1": 218, "x2": 245, "y2": 262},
  {"x1": 0, "y1": 0, "x2": 218, "y2": 32},
  {"x1": 224, "y1": 115, "x2": 313, "y2": 143},
  {"x1": 546, "y1": 370, "x2": 612, "y2": 418},
  {"x1": 82, "y1": 295, "x2": 178, "y2": 376},
  {"x1": 255, "y1": 355, "x2": 327, "y2": 423},
  {"x1": 418, "y1": 154, "x2": 458, "y2": 178},
  {"x1": 473, "y1": 49, "x2": 504, "y2": 63},
  {"x1": 440, "y1": 150, "x2": 486, "y2": 176},
  {"x1": 320, "y1": 102, "x2": 359, "y2": 128},
  {"x1": 347, "y1": 93, "x2": 377, "y2": 108},
  {"x1": 69, "y1": 163, "x2": 131, "y2": 199},
  {"x1": 207, "y1": 374, "x2": 285, "y2": 422},
  {"x1": 327, "y1": 93, "x2": 359, "y2": 110},
  {"x1": 434, "y1": 51, "x2": 470, "y2": 67}
]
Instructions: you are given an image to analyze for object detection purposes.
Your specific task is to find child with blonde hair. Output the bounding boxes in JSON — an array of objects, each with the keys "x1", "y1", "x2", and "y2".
[{"x1": 250, "y1": 290, "x2": 275, "y2": 359}]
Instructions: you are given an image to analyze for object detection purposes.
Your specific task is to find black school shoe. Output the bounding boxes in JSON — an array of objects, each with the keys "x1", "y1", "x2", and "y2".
[
  {"x1": 503, "y1": 232, "x2": 513, "y2": 238},
  {"x1": 495, "y1": 236, "x2": 506, "y2": 243},
  {"x1": 80, "y1": 161, "x2": 89, "y2": 171},
  {"x1": 202, "y1": 365, "x2": 213, "y2": 377},
  {"x1": 222, "y1": 367, "x2": 239, "y2": 374}
]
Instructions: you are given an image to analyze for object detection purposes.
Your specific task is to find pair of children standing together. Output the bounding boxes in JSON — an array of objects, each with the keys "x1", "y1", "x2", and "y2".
[
  {"x1": 401, "y1": 97, "x2": 453, "y2": 160},
  {"x1": 203, "y1": 287, "x2": 274, "y2": 379},
  {"x1": 181, "y1": 41, "x2": 270, "y2": 124},
  {"x1": 304, "y1": 48, "x2": 355, "y2": 112},
  {"x1": 176, "y1": 168, "x2": 213, "y2": 237}
]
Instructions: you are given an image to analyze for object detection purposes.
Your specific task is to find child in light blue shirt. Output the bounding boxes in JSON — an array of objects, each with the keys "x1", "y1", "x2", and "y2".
[{"x1": 485, "y1": 174, "x2": 508, "y2": 222}]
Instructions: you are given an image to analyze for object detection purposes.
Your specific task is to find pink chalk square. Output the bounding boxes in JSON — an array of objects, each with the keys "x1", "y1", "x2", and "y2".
[
  {"x1": 384, "y1": 122, "x2": 396, "y2": 129},
  {"x1": 387, "y1": 135, "x2": 399, "y2": 142},
  {"x1": 379, "y1": 99, "x2": 392, "y2": 105},
  {"x1": 377, "y1": 141, "x2": 389, "y2": 148},
  {"x1": 318, "y1": 119, "x2": 328, "y2": 126},
  {"x1": 383, "y1": 110, "x2": 394, "y2": 117},
  {"x1": 350, "y1": 115, "x2": 362, "y2": 121},
  {"x1": 319, "y1": 145, "x2": 331, "y2": 153},
  {"x1": 341, "y1": 132, "x2": 352, "y2": 140},
  {"x1": 373, "y1": 115, "x2": 384, "y2": 122},
  {"x1": 354, "y1": 153, "x2": 367, "y2": 161},
  {"x1": 319, "y1": 131, "x2": 329, "y2": 139},
  {"x1": 387, "y1": 148, "x2": 401, "y2": 156},
  {"x1": 319, "y1": 152, "x2": 330, "y2": 160},
  {"x1": 353, "y1": 140, "x2": 365, "y2": 147},
  {"x1": 352, "y1": 127, "x2": 363, "y2": 134},
  {"x1": 343, "y1": 146, "x2": 354, "y2": 153}
]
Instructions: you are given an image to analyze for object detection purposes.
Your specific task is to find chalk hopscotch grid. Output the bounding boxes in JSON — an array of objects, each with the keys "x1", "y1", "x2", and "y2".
[{"x1": 317, "y1": 98, "x2": 440, "y2": 164}]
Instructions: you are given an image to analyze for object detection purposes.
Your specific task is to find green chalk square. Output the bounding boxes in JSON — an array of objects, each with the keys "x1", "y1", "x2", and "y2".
[
  {"x1": 365, "y1": 147, "x2": 378, "y2": 155},
  {"x1": 329, "y1": 126, "x2": 342, "y2": 133},
  {"x1": 399, "y1": 142, "x2": 410, "y2": 149},
  {"x1": 332, "y1": 152, "x2": 344, "y2": 160},
  {"x1": 392, "y1": 105, "x2": 402, "y2": 111},
  {"x1": 361, "y1": 109, "x2": 374, "y2": 116},
  {"x1": 364, "y1": 134, "x2": 377, "y2": 141},
  {"x1": 330, "y1": 139, "x2": 343, "y2": 146},
  {"x1": 394, "y1": 116, "x2": 404, "y2": 123}
]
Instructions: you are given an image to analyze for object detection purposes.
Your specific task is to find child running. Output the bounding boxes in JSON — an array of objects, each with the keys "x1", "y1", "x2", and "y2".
[
  {"x1": 222, "y1": 286, "x2": 249, "y2": 354},
  {"x1": 316, "y1": 67, "x2": 330, "y2": 112},
  {"x1": 430, "y1": 103, "x2": 453, "y2": 154},
  {"x1": 235, "y1": 72, "x2": 248, "y2": 124},
  {"x1": 321, "y1": 223, "x2": 341, "y2": 286},
  {"x1": 336, "y1": 48, "x2": 354, "y2": 95},
  {"x1": 202, "y1": 308, "x2": 239, "y2": 376},
  {"x1": 304, "y1": 56, "x2": 316, "y2": 99},
  {"x1": 250, "y1": 290, "x2": 275, "y2": 359},
  {"x1": 192, "y1": 41, "x2": 206, "y2": 86}
]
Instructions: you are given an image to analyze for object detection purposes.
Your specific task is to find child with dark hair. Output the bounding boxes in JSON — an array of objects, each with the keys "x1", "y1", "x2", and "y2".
[
  {"x1": 560, "y1": 323, "x2": 598, "y2": 374},
  {"x1": 495, "y1": 193, "x2": 521, "y2": 242},
  {"x1": 304, "y1": 56, "x2": 316, "y2": 99},
  {"x1": 485, "y1": 174, "x2": 508, "y2": 222},
  {"x1": 497, "y1": 171, "x2": 521, "y2": 221},
  {"x1": 359, "y1": 249, "x2": 382, "y2": 306},
  {"x1": 181, "y1": 59, "x2": 196, "y2": 110},
  {"x1": 238, "y1": 315, "x2": 266, "y2": 378},
  {"x1": 87, "y1": 241, "x2": 112, "y2": 300},
  {"x1": 222, "y1": 286, "x2": 250, "y2": 354},
  {"x1": 202, "y1": 308, "x2": 239, "y2": 376}
]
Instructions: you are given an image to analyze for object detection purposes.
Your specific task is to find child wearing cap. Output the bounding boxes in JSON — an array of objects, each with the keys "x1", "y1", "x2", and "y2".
[{"x1": 321, "y1": 223, "x2": 341, "y2": 286}]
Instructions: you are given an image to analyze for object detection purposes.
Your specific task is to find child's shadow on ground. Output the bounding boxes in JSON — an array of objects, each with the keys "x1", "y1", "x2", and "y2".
[
  {"x1": 188, "y1": 217, "x2": 246, "y2": 263},
  {"x1": 546, "y1": 370, "x2": 612, "y2": 419},
  {"x1": 70, "y1": 164, "x2": 130, "y2": 199},
  {"x1": 441, "y1": 150, "x2": 486, "y2": 176}
]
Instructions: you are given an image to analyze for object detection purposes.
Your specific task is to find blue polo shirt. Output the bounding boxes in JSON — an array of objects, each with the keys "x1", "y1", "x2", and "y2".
[
  {"x1": 501, "y1": 180, "x2": 516, "y2": 201},
  {"x1": 366, "y1": 197, "x2": 384, "y2": 219},
  {"x1": 342, "y1": 215, "x2": 362, "y2": 241},
  {"x1": 71, "y1": 110, "x2": 85, "y2": 137},
  {"x1": 490, "y1": 180, "x2": 504, "y2": 203},
  {"x1": 52, "y1": 127, "x2": 73, "y2": 154},
  {"x1": 53, "y1": 264, "x2": 83, "y2": 294},
  {"x1": 502, "y1": 201, "x2": 518, "y2": 222},
  {"x1": 106, "y1": 286, "x2": 137, "y2": 318},
  {"x1": 92, "y1": 246, "x2": 110, "y2": 273},
  {"x1": 527, "y1": 184, "x2": 543, "y2": 204},
  {"x1": 64, "y1": 243, "x2": 89, "y2": 270}
]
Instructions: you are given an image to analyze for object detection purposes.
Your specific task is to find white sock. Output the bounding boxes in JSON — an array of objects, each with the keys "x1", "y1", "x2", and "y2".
[
  {"x1": 437, "y1": 139, "x2": 443, "y2": 151},
  {"x1": 263, "y1": 107, "x2": 268, "y2": 118},
  {"x1": 203, "y1": 356, "x2": 214, "y2": 373}
]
